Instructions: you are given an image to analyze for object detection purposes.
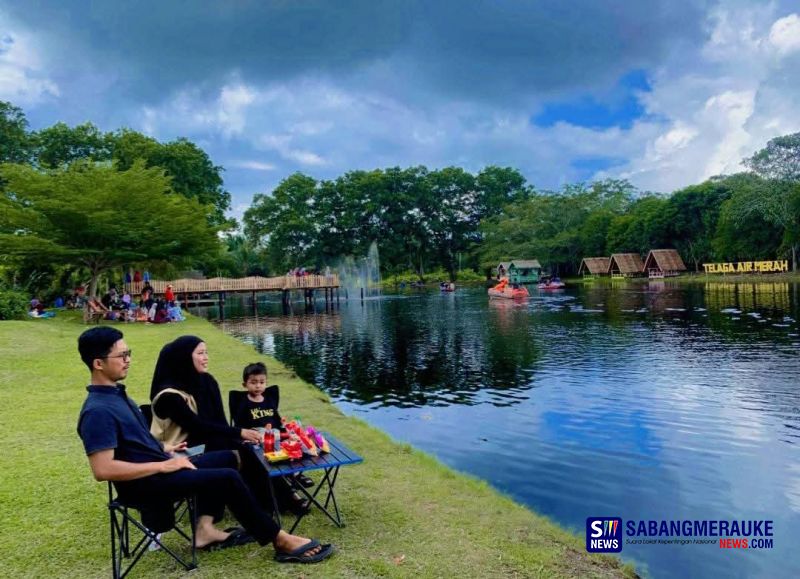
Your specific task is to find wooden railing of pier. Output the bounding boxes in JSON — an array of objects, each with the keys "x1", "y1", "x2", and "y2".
[{"x1": 124, "y1": 274, "x2": 340, "y2": 296}]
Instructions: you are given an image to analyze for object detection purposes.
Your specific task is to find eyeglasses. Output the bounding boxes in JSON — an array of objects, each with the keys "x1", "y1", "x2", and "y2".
[{"x1": 103, "y1": 349, "x2": 132, "y2": 360}]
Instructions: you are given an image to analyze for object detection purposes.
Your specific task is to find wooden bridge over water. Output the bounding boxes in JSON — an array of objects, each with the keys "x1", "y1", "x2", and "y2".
[{"x1": 124, "y1": 274, "x2": 341, "y2": 311}]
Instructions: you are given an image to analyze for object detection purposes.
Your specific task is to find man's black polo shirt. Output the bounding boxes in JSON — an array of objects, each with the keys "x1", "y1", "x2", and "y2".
[{"x1": 77, "y1": 384, "x2": 168, "y2": 463}]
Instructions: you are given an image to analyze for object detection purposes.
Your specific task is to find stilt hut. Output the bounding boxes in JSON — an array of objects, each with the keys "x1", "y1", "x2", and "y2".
[
  {"x1": 508, "y1": 260, "x2": 542, "y2": 283},
  {"x1": 578, "y1": 257, "x2": 610, "y2": 279},
  {"x1": 608, "y1": 253, "x2": 644, "y2": 278},
  {"x1": 643, "y1": 249, "x2": 687, "y2": 278},
  {"x1": 497, "y1": 260, "x2": 542, "y2": 283}
]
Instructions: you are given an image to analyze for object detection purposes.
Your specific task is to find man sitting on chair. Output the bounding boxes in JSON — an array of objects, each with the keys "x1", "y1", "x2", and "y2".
[{"x1": 76, "y1": 326, "x2": 334, "y2": 564}]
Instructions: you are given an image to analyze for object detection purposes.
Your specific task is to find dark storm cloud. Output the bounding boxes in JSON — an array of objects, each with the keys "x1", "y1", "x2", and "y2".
[{"x1": 4, "y1": 0, "x2": 710, "y2": 104}]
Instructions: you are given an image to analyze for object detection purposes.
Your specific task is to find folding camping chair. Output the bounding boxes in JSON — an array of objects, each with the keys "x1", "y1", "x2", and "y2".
[
  {"x1": 107, "y1": 483, "x2": 197, "y2": 579},
  {"x1": 102, "y1": 404, "x2": 198, "y2": 578}
]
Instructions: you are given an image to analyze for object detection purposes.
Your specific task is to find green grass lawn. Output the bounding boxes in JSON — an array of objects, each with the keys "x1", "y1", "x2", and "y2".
[{"x1": 0, "y1": 312, "x2": 634, "y2": 578}]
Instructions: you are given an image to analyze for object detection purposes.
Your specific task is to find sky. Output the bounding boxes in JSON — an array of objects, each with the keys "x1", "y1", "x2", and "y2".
[{"x1": 2, "y1": 0, "x2": 799, "y2": 221}]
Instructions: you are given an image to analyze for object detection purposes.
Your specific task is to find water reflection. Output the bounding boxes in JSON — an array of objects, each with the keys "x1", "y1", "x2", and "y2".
[{"x1": 204, "y1": 284, "x2": 800, "y2": 579}]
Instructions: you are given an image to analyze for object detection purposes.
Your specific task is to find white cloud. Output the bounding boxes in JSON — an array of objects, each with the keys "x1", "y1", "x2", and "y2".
[
  {"x1": 768, "y1": 13, "x2": 800, "y2": 55},
  {"x1": 0, "y1": 24, "x2": 59, "y2": 105},
  {"x1": 610, "y1": 7, "x2": 800, "y2": 191},
  {"x1": 230, "y1": 160, "x2": 276, "y2": 171}
]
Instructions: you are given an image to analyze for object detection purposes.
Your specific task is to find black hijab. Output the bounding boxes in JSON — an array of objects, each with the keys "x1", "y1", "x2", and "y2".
[
  {"x1": 150, "y1": 335, "x2": 206, "y2": 399},
  {"x1": 150, "y1": 335, "x2": 236, "y2": 448}
]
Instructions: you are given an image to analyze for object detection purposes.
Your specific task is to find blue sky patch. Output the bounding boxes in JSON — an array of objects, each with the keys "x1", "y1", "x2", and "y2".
[
  {"x1": 570, "y1": 157, "x2": 627, "y2": 181},
  {"x1": 532, "y1": 70, "x2": 651, "y2": 130}
]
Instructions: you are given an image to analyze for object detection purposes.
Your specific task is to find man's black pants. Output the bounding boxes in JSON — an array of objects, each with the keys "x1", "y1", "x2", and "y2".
[{"x1": 116, "y1": 450, "x2": 280, "y2": 545}]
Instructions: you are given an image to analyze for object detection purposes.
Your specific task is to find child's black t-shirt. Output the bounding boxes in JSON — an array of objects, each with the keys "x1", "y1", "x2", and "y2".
[{"x1": 234, "y1": 393, "x2": 283, "y2": 429}]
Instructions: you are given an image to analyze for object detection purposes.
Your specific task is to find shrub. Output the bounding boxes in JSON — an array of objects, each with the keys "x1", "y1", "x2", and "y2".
[{"x1": 0, "y1": 288, "x2": 29, "y2": 320}]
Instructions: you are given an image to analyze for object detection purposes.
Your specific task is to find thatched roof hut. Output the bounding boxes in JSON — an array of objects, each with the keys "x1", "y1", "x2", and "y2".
[
  {"x1": 644, "y1": 249, "x2": 687, "y2": 278},
  {"x1": 578, "y1": 257, "x2": 610, "y2": 276},
  {"x1": 608, "y1": 253, "x2": 644, "y2": 276}
]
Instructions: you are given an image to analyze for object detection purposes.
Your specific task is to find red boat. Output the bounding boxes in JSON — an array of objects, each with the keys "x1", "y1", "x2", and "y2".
[{"x1": 488, "y1": 278, "x2": 529, "y2": 299}]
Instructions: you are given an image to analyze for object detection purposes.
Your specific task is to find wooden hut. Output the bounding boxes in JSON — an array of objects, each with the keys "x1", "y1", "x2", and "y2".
[
  {"x1": 643, "y1": 249, "x2": 687, "y2": 278},
  {"x1": 509, "y1": 260, "x2": 542, "y2": 283},
  {"x1": 496, "y1": 262, "x2": 512, "y2": 280},
  {"x1": 578, "y1": 257, "x2": 610, "y2": 278},
  {"x1": 608, "y1": 253, "x2": 644, "y2": 278},
  {"x1": 497, "y1": 260, "x2": 542, "y2": 283}
]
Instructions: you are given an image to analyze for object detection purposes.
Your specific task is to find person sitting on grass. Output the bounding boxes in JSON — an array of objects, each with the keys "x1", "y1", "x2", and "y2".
[
  {"x1": 232, "y1": 362, "x2": 314, "y2": 489},
  {"x1": 76, "y1": 327, "x2": 335, "y2": 563}
]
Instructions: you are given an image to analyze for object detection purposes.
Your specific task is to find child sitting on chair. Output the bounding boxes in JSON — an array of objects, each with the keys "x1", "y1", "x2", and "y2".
[
  {"x1": 234, "y1": 362, "x2": 313, "y2": 488},
  {"x1": 234, "y1": 362, "x2": 282, "y2": 430}
]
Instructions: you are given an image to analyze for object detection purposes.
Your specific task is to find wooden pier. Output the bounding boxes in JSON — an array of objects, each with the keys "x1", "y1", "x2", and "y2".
[{"x1": 124, "y1": 274, "x2": 341, "y2": 315}]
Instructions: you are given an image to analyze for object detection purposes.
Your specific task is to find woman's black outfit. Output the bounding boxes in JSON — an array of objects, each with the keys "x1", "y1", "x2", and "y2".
[{"x1": 150, "y1": 336, "x2": 304, "y2": 514}]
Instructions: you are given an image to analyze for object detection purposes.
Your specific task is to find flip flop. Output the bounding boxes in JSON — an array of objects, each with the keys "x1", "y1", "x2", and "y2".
[
  {"x1": 199, "y1": 529, "x2": 255, "y2": 551},
  {"x1": 294, "y1": 474, "x2": 315, "y2": 488},
  {"x1": 275, "y1": 539, "x2": 335, "y2": 564}
]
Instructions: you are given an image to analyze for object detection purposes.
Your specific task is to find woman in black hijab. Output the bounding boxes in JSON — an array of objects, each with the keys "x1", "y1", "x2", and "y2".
[
  {"x1": 150, "y1": 336, "x2": 308, "y2": 514},
  {"x1": 150, "y1": 336, "x2": 261, "y2": 450}
]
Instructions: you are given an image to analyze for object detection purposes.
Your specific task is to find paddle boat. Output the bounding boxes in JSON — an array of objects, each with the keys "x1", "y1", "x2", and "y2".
[
  {"x1": 488, "y1": 278, "x2": 529, "y2": 299},
  {"x1": 537, "y1": 276, "x2": 565, "y2": 290}
]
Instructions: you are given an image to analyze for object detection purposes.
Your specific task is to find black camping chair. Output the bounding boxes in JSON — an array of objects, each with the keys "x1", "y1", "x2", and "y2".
[{"x1": 101, "y1": 404, "x2": 198, "y2": 578}]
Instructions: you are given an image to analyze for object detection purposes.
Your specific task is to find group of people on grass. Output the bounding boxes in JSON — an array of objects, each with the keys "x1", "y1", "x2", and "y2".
[
  {"x1": 77, "y1": 327, "x2": 334, "y2": 564},
  {"x1": 84, "y1": 283, "x2": 185, "y2": 323}
]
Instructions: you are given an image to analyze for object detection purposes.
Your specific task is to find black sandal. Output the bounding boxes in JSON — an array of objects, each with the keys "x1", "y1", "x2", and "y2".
[{"x1": 294, "y1": 473, "x2": 315, "y2": 488}]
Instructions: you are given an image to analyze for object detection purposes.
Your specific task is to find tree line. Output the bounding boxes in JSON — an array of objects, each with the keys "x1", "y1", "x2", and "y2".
[{"x1": 2, "y1": 98, "x2": 799, "y2": 304}]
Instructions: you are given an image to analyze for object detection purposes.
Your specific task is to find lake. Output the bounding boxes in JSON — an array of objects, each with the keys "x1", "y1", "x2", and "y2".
[{"x1": 202, "y1": 281, "x2": 800, "y2": 578}]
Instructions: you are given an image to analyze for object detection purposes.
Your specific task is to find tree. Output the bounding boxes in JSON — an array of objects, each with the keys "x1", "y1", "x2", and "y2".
[
  {"x1": 475, "y1": 166, "x2": 530, "y2": 219},
  {"x1": 0, "y1": 101, "x2": 32, "y2": 164},
  {"x1": 606, "y1": 195, "x2": 671, "y2": 255},
  {"x1": 0, "y1": 161, "x2": 221, "y2": 296},
  {"x1": 719, "y1": 172, "x2": 800, "y2": 269},
  {"x1": 666, "y1": 180, "x2": 731, "y2": 271},
  {"x1": 33, "y1": 122, "x2": 111, "y2": 168},
  {"x1": 244, "y1": 173, "x2": 320, "y2": 272},
  {"x1": 111, "y1": 130, "x2": 233, "y2": 228},
  {"x1": 744, "y1": 132, "x2": 800, "y2": 181}
]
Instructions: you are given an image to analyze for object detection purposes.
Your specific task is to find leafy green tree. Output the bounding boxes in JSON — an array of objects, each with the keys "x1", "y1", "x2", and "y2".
[
  {"x1": 667, "y1": 180, "x2": 731, "y2": 271},
  {"x1": 0, "y1": 161, "x2": 221, "y2": 296},
  {"x1": 0, "y1": 101, "x2": 32, "y2": 164},
  {"x1": 718, "y1": 172, "x2": 800, "y2": 269},
  {"x1": 606, "y1": 195, "x2": 671, "y2": 255},
  {"x1": 111, "y1": 130, "x2": 232, "y2": 227},
  {"x1": 713, "y1": 194, "x2": 783, "y2": 262},
  {"x1": 33, "y1": 122, "x2": 112, "y2": 168},
  {"x1": 744, "y1": 132, "x2": 800, "y2": 181},
  {"x1": 475, "y1": 166, "x2": 530, "y2": 218},
  {"x1": 244, "y1": 173, "x2": 320, "y2": 272}
]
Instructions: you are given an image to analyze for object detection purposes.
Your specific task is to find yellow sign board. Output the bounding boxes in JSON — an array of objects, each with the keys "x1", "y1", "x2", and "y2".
[{"x1": 702, "y1": 260, "x2": 789, "y2": 274}]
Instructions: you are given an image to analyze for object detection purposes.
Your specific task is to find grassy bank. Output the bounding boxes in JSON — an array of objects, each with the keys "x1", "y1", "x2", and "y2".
[{"x1": 0, "y1": 313, "x2": 634, "y2": 578}]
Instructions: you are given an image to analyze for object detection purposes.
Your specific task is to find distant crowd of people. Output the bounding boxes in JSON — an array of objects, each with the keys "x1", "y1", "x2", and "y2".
[{"x1": 83, "y1": 282, "x2": 185, "y2": 323}]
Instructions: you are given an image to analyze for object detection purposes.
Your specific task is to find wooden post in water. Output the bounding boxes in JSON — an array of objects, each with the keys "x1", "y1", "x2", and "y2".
[
  {"x1": 252, "y1": 290, "x2": 257, "y2": 315},
  {"x1": 218, "y1": 291, "x2": 226, "y2": 321}
]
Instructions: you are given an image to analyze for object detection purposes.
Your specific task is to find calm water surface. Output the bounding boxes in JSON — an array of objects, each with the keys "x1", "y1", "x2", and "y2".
[{"x1": 205, "y1": 281, "x2": 800, "y2": 578}]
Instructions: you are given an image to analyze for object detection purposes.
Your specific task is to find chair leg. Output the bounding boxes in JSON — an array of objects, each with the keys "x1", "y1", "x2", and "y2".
[{"x1": 108, "y1": 495, "x2": 199, "y2": 576}]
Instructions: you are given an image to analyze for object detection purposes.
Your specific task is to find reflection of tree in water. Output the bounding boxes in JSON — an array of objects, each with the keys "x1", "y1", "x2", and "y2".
[
  {"x1": 267, "y1": 295, "x2": 544, "y2": 407},
  {"x1": 213, "y1": 284, "x2": 800, "y2": 415}
]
